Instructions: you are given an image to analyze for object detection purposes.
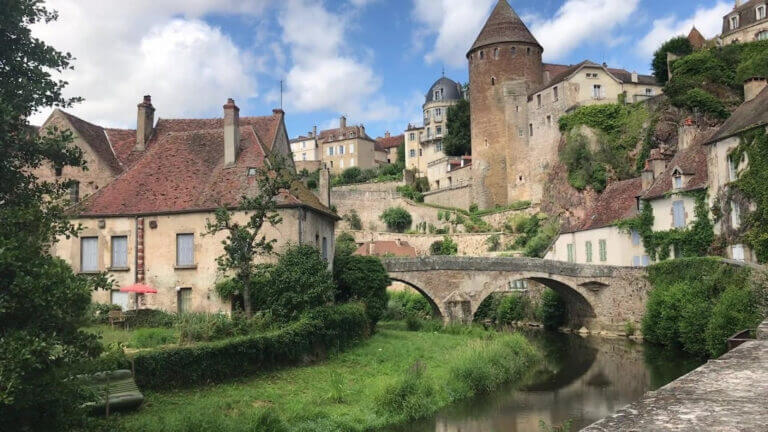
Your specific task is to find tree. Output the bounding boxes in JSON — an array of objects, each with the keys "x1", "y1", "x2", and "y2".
[
  {"x1": 335, "y1": 232, "x2": 358, "y2": 257},
  {"x1": 396, "y1": 139, "x2": 405, "y2": 166},
  {"x1": 379, "y1": 207, "x2": 412, "y2": 233},
  {"x1": 206, "y1": 154, "x2": 294, "y2": 318},
  {"x1": 1, "y1": 2, "x2": 111, "y2": 429},
  {"x1": 334, "y1": 254, "x2": 390, "y2": 327},
  {"x1": 443, "y1": 98, "x2": 471, "y2": 156},
  {"x1": 262, "y1": 244, "x2": 336, "y2": 322},
  {"x1": 652, "y1": 36, "x2": 693, "y2": 84},
  {"x1": 429, "y1": 236, "x2": 458, "y2": 256}
]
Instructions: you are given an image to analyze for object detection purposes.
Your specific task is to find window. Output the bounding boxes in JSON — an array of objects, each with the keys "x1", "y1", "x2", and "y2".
[
  {"x1": 350, "y1": 144, "x2": 354, "y2": 153},
  {"x1": 537, "y1": 94, "x2": 542, "y2": 108},
  {"x1": 526, "y1": 47, "x2": 531, "y2": 55},
  {"x1": 81, "y1": 237, "x2": 98, "y2": 273},
  {"x1": 176, "y1": 233, "x2": 195, "y2": 267},
  {"x1": 599, "y1": 239, "x2": 607, "y2": 262},
  {"x1": 340, "y1": 159, "x2": 344, "y2": 169},
  {"x1": 758, "y1": 5, "x2": 766, "y2": 20},
  {"x1": 427, "y1": 127, "x2": 432, "y2": 139},
  {"x1": 111, "y1": 236, "x2": 128, "y2": 269},
  {"x1": 642, "y1": 255, "x2": 651, "y2": 267},
  {"x1": 302, "y1": 141, "x2": 306, "y2": 149},
  {"x1": 730, "y1": 15, "x2": 739, "y2": 30},
  {"x1": 645, "y1": 88, "x2": 654, "y2": 96},
  {"x1": 69, "y1": 181, "x2": 79, "y2": 203},
  {"x1": 54, "y1": 166, "x2": 62, "y2": 177},
  {"x1": 585, "y1": 241, "x2": 593, "y2": 263},
  {"x1": 631, "y1": 230, "x2": 641, "y2": 246},
  {"x1": 567, "y1": 243, "x2": 575, "y2": 263},
  {"x1": 330, "y1": 161, "x2": 333, "y2": 168},
  {"x1": 732, "y1": 244, "x2": 746, "y2": 261},
  {"x1": 436, "y1": 126, "x2": 442, "y2": 136},
  {"x1": 510, "y1": 47, "x2": 516, "y2": 56},
  {"x1": 732, "y1": 204, "x2": 742, "y2": 229},
  {"x1": 553, "y1": 86, "x2": 559, "y2": 101},
  {"x1": 592, "y1": 84, "x2": 603, "y2": 99},
  {"x1": 529, "y1": 123, "x2": 534, "y2": 136},
  {"x1": 409, "y1": 149, "x2": 416, "y2": 158},
  {"x1": 759, "y1": 31, "x2": 768, "y2": 41},
  {"x1": 673, "y1": 175, "x2": 683, "y2": 189},
  {"x1": 302, "y1": 153, "x2": 307, "y2": 161},
  {"x1": 434, "y1": 88, "x2": 443, "y2": 100},
  {"x1": 586, "y1": 72, "x2": 598, "y2": 79},
  {"x1": 247, "y1": 167, "x2": 257, "y2": 176},
  {"x1": 419, "y1": 148, "x2": 423, "y2": 157},
  {"x1": 350, "y1": 158, "x2": 355, "y2": 167},
  {"x1": 728, "y1": 155, "x2": 739, "y2": 181},
  {"x1": 491, "y1": 77, "x2": 496, "y2": 86},
  {"x1": 339, "y1": 145, "x2": 345, "y2": 155},
  {"x1": 479, "y1": 50, "x2": 484, "y2": 59},
  {"x1": 673, "y1": 201, "x2": 685, "y2": 228},
  {"x1": 518, "y1": 128, "x2": 524, "y2": 137},
  {"x1": 435, "y1": 108, "x2": 442, "y2": 118},
  {"x1": 436, "y1": 142, "x2": 443, "y2": 152},
  {"x1": 546, "y1": 115, "x2": 552, "y2": 126},
  {"x1": 633, "y1": 256, "x2": 641, "y2": 267},
  {"x1": 409, "y1": 133, "x2": 415, "y2": 141},
  {"x1": 328, "y1": 147, "x2": 334, "y2": 156},
  {"x1": 493, "y1": 47, "x2": 499, "y2": 59},
  {"x1": 110, "y1": 290, "x2": 130, "y2": 311},
  {"x1": 322, "y1": 237, "x2": 328, "y2": 261},
  {"x1": 177, "y1": 288, "x2": 192, "y2": 314}
]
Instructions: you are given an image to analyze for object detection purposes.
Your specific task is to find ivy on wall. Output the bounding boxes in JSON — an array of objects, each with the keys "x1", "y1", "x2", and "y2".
[
  {"x1": 729, "y1": 128, "x2": 768, "y2": 262},
  {"x1": 618, "y1": 191, "x2": 714, "y2": 261}
]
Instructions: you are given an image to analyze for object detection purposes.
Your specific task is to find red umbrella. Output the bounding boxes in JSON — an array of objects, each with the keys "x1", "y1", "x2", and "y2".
[{"x1": 120, "y1": 283, "x2": 158, "y2": 294}]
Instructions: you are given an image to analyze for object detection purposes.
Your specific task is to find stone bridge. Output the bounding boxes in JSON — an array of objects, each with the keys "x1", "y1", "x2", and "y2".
[{"x1": 381, "y1": 256, "x2": 651, "y2": 332}]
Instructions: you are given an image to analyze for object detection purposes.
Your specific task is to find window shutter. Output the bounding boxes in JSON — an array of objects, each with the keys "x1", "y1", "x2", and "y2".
[
  {"x1": 585, "y1": 241, "x2": 593, "y2": 263},
  {"x1": 599, "y1": 240, "x2": 607, "y2": 262},
  {"x1": 673, "y1": 201, "x2": 685, "y2": 228},
  {"x1": 112, "y1": 236, "x2": 128, "y2": 268},
  {"x1": 81, "y1": 237, "x2": 98, "y2": 272},
  {"x1": 177, "y1": 234, "x2": 194, "y2": 266}
]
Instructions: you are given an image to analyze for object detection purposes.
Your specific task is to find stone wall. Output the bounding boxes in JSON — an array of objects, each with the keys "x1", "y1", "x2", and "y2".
[
  {"x1": 349, "y1": 231, "x2": 515, "y2": 256},
  {"x1": 423, "y1": 185, "x2": 472, "y2": 210}
]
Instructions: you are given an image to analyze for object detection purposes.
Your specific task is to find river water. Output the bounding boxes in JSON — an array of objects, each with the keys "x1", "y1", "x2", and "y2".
[{"x1": 389, "y1": 330, "x2": 703, "y2": 432}]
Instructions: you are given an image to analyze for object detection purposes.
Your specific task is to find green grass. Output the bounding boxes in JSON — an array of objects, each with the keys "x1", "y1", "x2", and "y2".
[
  {"x1": 83, "y1": 325, "x2": 179, "y2": 349},
  {"x1": 108, "y1": 328, "x2": 539, "y2": 432}
]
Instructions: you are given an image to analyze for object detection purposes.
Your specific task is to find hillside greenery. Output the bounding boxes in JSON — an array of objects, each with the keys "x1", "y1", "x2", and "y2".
[{"x1": 651, "y1": 36, "x2": 693, "y2": 85}]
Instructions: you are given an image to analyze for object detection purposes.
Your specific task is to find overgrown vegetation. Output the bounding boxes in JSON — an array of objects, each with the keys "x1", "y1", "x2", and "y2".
[
  {"x1": 652, "y1": 36, "x2": 694, "y2": 85},
  {"x1": 334, "y1": 254, "x2": 391, "y2": 328},
  {"x1": 343, "y1": 209, "x2": 362, "y2": 230},
  {"x1": 333, "y1": 163, "x2": 404, "y2": 187},
  {"x1": 505, "y1": 214, "x2": 559, "y2": 257},
  {"x1": 729, "y1": 129, "x2": 768, "y2": 262},
  {"x1": 642, "y1": 258, "x2": 764, "y2": 358},
  {"x1": 429, "y1": 236, "x2": 458, "y2": 256},
  {"x1": 396, "y1": 178, "x2": 430, "y2": 203},
  {"x1": 538, "y1": 289, "x2": 566, "y2": 330},
  {"x1": 559, "y1": 103, "x2": 651, "y2": 191},
  {"x1": 380, "y1": 207, "x2": 413, "y2": 233},
  {"x1": 335, "y1": 231, "x2": 358, "y2": 257},
  {"x1": 442, "y1": 98, "x2": 471, "y2": 156},
  {"x1": 618, "y1": 192, "x2": 714, "y2": 261},
  {"x1": 383, "y1": 290, "x2": 434, "y2": 321}
]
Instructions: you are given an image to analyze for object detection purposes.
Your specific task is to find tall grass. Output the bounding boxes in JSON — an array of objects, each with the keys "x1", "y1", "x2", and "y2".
[
  {"x1": 376, "y1": 361, "x2": 437, "y2": 421},
  {"x1": 117, "y1": 407, "x2": 286, "y2": 432}
]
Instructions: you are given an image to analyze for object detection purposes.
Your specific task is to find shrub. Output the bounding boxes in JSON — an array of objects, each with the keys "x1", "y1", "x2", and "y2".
[
  {"x1": 496, "y1": 294, "x2": 532, "y2": 325},
  {"x1": 89, "y1": 303, "x2": 122, "y2": 324},
  {"x1": 624, "y1": 321, "x2": 637, "y2": 337},
  {"x1": 335, "y1": 231, "x2": 358, "y2": 257},
  {"x1": 486, "y1": 233, "x2": 501, "y2": 252},
  {"x1": 538, "y1": 289, "x2": 566, "y2": 330},
  {"x1": 473, "y1": 293, "x2": 503, "y2": 323},
  {"x1": 652, "y1": 36, "x2": 693, "y2": 84},
  {"x1": 384, "y1": 290, "x2": 433, "y2": 321},
  {"x1": 177, "y1": 313, "x2": 270, "y2": 344},
  {"x1": 343, "y1": 209, "x2": 363, "y2": 230},
  {"x1": 131, "y1": 328, "x2": 178, "y2": 348},
  {"x1": 376, "y1": 361, "x2": 437, "y2": 421},
  {"x1": 380, "y1": 207, "x2": 412, "y2": 232},
  {"x1": 133, "y1": 304, "x2": 369, "y2": 390},
  {"x1": 430, "y1": 236, "x2": 458, "y2": 256},
  {"x1": 124, "y1": 309, "x2": 178, "y2": 328},
  {"x1": 334, "y1": 254, "x2": 391, "y2": 327},
  {"x1": 340, "y1": 166, "x2": 363, "y2": 184},
  {"x1": 262, "y1": 245, "x2": 336, "y2": 323},
  {"x1": 396, "y1": 185, "x2": 424, "y2": 202},
  {"x1": 705, "y1": 285, "x2": 761, "y2": 357},
  {"x1": 676, "y1": 88, "x2": 729, "y2": 119}
]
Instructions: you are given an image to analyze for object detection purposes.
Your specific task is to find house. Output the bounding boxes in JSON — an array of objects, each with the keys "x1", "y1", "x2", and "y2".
[
  {"x1": 316, "y1": 116, "x2": 386, "y2": 174},
  {"x1": 376, "y1": 132, "x2": 404, "y2": 164},
  {"x1": 290, "y1": 126, "x2": 321, "y2": 173},
  {"x1": 41, "y1": 96, "x2": 339, "y2": 313},
  {"x1": 546, "y1": 178, "x2": 648, "y2": 266},
  {"x1": 721, "y1": 0, "x2": 768, "y2": 45},
  {"x1": 704, "y1": 77, "x2": 768, "y2": 262}
]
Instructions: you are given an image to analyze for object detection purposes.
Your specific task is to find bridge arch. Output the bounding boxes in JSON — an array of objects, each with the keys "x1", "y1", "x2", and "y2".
[{"x1": 389, "y1": 277, "x2": 443, "y2": 318}]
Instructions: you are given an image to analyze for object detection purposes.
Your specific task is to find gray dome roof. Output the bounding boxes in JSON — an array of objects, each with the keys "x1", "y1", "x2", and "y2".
[{"x1": 425, "y1": 77, "x2": 462, "y2": 104}]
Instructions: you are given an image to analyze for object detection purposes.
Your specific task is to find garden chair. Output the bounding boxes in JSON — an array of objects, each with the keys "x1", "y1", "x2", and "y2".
[
  {"x1": 82, "y1": 369, "x2": 144, "y2": 416},
  {"x1": 108, "y1": 310, "x2": 126, "y2": 329}
]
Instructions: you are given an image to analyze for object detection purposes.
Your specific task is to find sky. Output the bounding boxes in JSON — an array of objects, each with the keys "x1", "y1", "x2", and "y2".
[{"x1": 31, "y1": 0, "x2": 733, "y2": 140}]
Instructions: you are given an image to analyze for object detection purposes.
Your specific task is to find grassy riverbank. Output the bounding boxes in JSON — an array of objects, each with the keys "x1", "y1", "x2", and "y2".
[{"x1": 109, "y1": 326, "x2": 539, "y2": 432}]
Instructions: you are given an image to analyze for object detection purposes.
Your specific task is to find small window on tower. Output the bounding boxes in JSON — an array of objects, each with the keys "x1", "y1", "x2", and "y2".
[
  {"x1": 54, "y1": 166, "x2": 63, "y2": 177},
  {"x1": 529, "y1": 123, "x2": 534, "y2": 136},
  {"x1": 479, "y1": 50, "x2": 485, "y2": 59},
  {"x1": 247, "y1": 167, "x2": 257, "y2": 176},
  {"x1": 527, "y1": 47, "x2": 531, "y2": 55},
  {"x1": 510, "y1": 47, "x2": 516, "y2": 56},
  {"x1": 493, "y1": 48, "x2": 499, "y2": 59},
  {"x1": 491, "y1": 77, "x2": 496, "y2": 86}
]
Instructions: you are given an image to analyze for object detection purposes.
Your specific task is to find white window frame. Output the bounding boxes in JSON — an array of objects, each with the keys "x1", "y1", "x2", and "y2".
[
  {"x1": 409, "y1": 133, "x2": 415, "y2": 141},
  {"x1": 81, "y1": 237, "x2": 99, "y2": 273},
  {"x1": 328, "y1": 147, "x2": 334, "y2": 156},
  {"x1": 409, "y1": 149, "x2": 416, "y2": 158},
  {"x1": 436, "y1": 125, "x2": 443, "y2": 136},
  {"x1": 350, "y1": 158, "x2": 355, "y2": 167},
  {"x1": 110, "y1": 235, "x2": 128, "y2": 269},
  {"x1": 732, "y1": 244, "x2": 746, "y2": 261},
  {"x1": 731, "y1": 15, "x2": 739, "y2": 30},
  {"x1": 435, "y1": 142, "x2": 443, "y2": 152},
  {"x1": 728, "y1": 155, "x2": 738, "y2": 181},
  {"x1": 673, "y1": 175, "x2": 683, "y2": 190},
  {"x1": 631, "y1": 230, "x2": 641, "y2": 246},
  {"x1": 732, "y1": 204, "x2": 741, "y2": 229},
  {"x1": 592, "y1": 84, "x2": 603, "y2": 99},
  {"x1": 758, "y1": 30, "x2": 768, "y2": 40},
  {"x1": 339, "y1": 145, "x2": 345, "y2": 155},
  {"x1": 176, "y1": 233, "x2": 195, "y2": 267},
  {"x1": 757, "y1": 5, "x2": 766, "y2": 20}
]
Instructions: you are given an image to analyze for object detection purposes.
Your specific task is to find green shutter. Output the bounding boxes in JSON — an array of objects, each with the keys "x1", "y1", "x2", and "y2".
[
  {"x1": 599, "y1": 240, "x2": 607, "y2": 262},
  {"x1": 586, "y1": 241, "x2": 593, "y2": 263},
  {"x1": 567, "y1": 244, "x2": 575, "y2": 263}
]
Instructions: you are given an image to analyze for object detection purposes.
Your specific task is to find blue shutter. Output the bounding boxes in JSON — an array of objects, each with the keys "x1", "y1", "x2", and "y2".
[{"x1": 673, "y1": 201, "x2": 685, "y2": 228}]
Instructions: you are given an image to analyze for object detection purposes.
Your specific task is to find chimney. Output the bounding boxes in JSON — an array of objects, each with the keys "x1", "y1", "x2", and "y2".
[
  {"x1": 313, "y1": 125, "x2": 317, "y2": 138},
  {"x1": 340, "y1": 116, "x2": 347, "y2": 129},
  {"x1": 360, "y1": 125, "x2": 366, "y2": 136},
  {"x1": 678, "y1": 118, "x2": 697, "y2": 150},
  {"x1": 735, "y1": 0, "x2": 743, "y2": 7},
  {"x1": 744, "y1": 77, "x2": 767, "y2": 102},
  {"x1": 318, "y1": 167, "x2": 331, "y2": 208},
  {"x1": 631, "y1": 71, "x2": 639, "y2": 83},
  {"x1": 136, "y1": 95, "x2": 154, "y2": 151},
  {"x1": 223, "y1": 98, "x2": 240, "y2": 166},
  {"x1": 385, "y1": 131, "x2": 391, "y2": 138},
  {"x1": 368, "y1": 242, "x2": 374, "y2": 255},
  {"x1": 642, "y1": 164, "x2": 655, "y2": 191}
]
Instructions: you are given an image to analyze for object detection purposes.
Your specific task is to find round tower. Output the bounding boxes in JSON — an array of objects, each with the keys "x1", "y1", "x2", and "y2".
[{"x1": 468, "y1": 0, "x2": 543, "y2": 208}]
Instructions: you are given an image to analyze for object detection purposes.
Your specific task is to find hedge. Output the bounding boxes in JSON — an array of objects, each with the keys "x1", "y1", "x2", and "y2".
[{"x1": 132, "y1": 303, "x2": 369, "y2": 390}]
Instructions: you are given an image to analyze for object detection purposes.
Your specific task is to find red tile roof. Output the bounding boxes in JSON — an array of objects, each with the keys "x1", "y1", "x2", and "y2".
[
  {"x1": 566, "y1": 177, "x2": 643, "y2": 233},
  {"x1": 376, "y1": 134, "x2": 404, "y2": 150},
  {"x1": 641, "y1": 143, "x2": 709, "y2": 200},
  {"x1": 57, "y1": 111, "x2": 123, "y2": 174},
  {"x1": 318, "y1": 125, "x2": 373, "y2": 144},
  {"x1": 75, "y1": 112, "x2": 333, "y2": 218},
  {"x1": 104, "y1": 128, "x2": 139, "y2": 167},
  {"x1": 353, "y1": 241, "x2": 417, "y2": 257}
]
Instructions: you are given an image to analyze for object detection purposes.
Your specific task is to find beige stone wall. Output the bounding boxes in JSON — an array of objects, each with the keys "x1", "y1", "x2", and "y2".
[
  {"x1": 291, "y1": 137, "x2": 321, "y2": 163},
  {"x1": 423, "y1": 185, "x2": 473, "y2": 210},
  {"x1": 722, "y1": 20, "x2": 768, "y2": 45},
  {"x1": 33, "y1": 110, "x2": 119, "y2": 200},
  {"x1": 404, "y1": 128, "x2": 424, "y2": 171},
  {"x1": 546, "y1": 226, "x2": 647, "y2": 267},
  {"x1": 649, "y1": 194, "x2": 698, "y2": 232},
  {"x1": 54, "y1": 207, "x2": 335, "y2": 314},
  {"x1": 349, "y1": 231, "x2": 515, "y2": 256}
]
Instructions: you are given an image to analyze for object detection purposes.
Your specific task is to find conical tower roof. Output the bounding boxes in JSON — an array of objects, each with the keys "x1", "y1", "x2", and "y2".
[{"x1": 468, "y1": 0, "x2": 541, "y2": 54}]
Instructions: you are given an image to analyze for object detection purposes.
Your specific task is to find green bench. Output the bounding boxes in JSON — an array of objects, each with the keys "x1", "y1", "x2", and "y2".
[{"x1": 82, "y1": 369, "x2": 144, "y2": 415}]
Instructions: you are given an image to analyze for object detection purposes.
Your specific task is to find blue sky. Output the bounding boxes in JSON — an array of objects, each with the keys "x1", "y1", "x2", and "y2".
[{"x1": 32, "y1": 0, "x2": 732, "y2": 140}]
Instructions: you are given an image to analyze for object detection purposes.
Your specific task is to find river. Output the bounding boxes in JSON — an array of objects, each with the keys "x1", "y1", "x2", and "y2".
[{"x1": 388, "y1": 330, "x2": 703, "y2": 432}]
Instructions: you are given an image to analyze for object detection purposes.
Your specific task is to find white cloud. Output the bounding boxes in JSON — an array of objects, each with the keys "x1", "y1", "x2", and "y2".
[
  {"x1": 30, "y1": 0, "x2": 267, "y2": 127},
  {"x1": 528, "y1": 0, "x2": 640, "y2": 62},
  {"x1": 278, "y1": 0, "x2": 399, "y2": 122},
  {"x1": 638, "y1": 1, "x2": 731, "y2": 57},
  {"x1": 411, "y1": 0, "x2": 495, "y2": 68}
]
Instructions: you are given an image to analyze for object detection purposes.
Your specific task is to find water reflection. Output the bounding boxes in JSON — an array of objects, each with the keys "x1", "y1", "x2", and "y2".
[{"x1": 388, "y1": 331, "x2": 702, "y2": 432}]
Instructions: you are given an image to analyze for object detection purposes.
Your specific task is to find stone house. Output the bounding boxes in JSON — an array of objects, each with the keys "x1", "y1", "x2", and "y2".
[
  {"x1": 375, "y1": 132, "x2": 403, "y2": 164},
  {"x1": 704, "y1": 78, "x2": 768, "y2": 262},
  {"x1": 290, "y1": 126, "x2": 322, "y2": 173},
  {"x1": 316, "y1": 116, "x2": 386, "y2": 174},
  {"x1": 41, "y1": 97, "x2": 338, "y2": 313},
  {"x1": 721, "y1": 0, "x2": 768, "y2": 45},
  {"x1": 546, "y1": 178, "x2": 648, "y2": 267}
]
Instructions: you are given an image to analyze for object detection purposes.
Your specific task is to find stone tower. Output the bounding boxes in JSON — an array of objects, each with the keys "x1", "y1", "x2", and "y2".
[{"x1": 468, "y1": 0, "x2": 543, "y2": 208}]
